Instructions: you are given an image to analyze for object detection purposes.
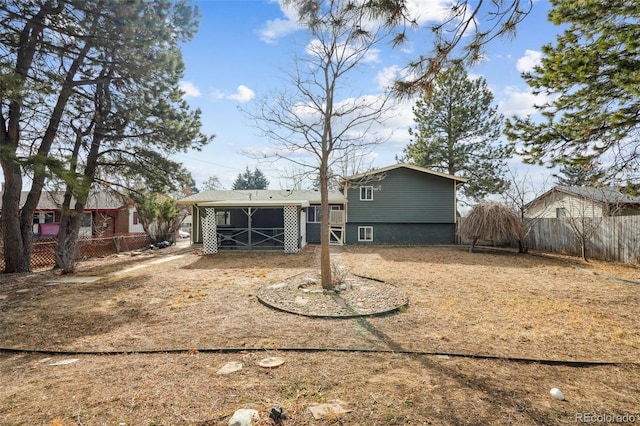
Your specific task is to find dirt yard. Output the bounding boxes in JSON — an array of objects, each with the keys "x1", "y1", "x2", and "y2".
[{"x1": 0, "y1": 244, "x2": 638, "y2": 425}]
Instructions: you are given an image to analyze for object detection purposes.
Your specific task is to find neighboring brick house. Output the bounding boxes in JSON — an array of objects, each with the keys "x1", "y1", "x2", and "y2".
[{"x1": 0, "y1": 191, "x2": 145, "y2": 238}]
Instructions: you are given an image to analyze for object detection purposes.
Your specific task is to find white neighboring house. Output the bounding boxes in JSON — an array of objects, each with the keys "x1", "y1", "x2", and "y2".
[{"x1": 524, "y1": 186, "x2": 640, "y2": 219}]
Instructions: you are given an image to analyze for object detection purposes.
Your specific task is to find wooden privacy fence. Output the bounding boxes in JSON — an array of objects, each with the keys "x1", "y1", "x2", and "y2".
[
  {"x1": 0, "y1": 234, "x2": 150, "y2": 272},
  {"x1": 527, "y1": 217, "x2": 640, "y2": 263}
]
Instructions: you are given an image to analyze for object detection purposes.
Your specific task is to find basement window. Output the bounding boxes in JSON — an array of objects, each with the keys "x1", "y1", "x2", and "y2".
[{"x1": 358, "y1": 226, "x2": 373, "y2": 242}]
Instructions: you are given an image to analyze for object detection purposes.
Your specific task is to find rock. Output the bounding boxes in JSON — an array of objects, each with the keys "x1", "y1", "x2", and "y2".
[
  {"x1": 49, "y1": 359, "x2": 79, "y2": 366},
  {"x1": 308, "y1": 400, "x2": 351, "y2": 419},
  {"x1": 228, "y1": 409, "x2": 259, "y2": 426},
  {"x1": 269, "y1": 406, "x2": 287, "y2": 424},
  {"x1": 258, "y1": 356, "x2": 285, "y2": 368},
  {"x1": 216, "y1": 361, "x2": 243, "y2": 375},
  {"x1": 550, "y1": 387, "x2": 565, "y2": 400}
]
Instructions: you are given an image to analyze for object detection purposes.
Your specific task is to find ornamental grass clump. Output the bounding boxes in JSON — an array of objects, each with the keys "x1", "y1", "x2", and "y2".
[{"x1": 461, "y1": 202, "x2": 525, "y2": 253}]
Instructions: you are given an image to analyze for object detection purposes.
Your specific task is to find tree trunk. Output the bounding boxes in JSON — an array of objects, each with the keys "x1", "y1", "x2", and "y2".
[
  {"x1": 1, "y1": 165, "x2": 31, "y2": 273},
  {"x1": 320, "y1": 156, "x2": 333, "y2": 290},
  {"x1": 0, "y1": 4, "x2": 56, "y2": 273},
  {"x1": 580, "y1": 237, "x2": 588, "y2": 262},
  {"x1": 54, "y1": 73, "x2": 109, "y2": 273},
  {"x1": 54, "y1": 212, "x2": 82, "y2": 274}
]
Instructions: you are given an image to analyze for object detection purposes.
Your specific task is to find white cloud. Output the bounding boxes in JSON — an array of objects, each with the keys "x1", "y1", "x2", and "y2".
[
  {"x1": 375, "y1": 65, "x2": 417, "y2": 91},
  {"x1": 405, "y1": 0, "x2": 456, "y2": 25},
  {"x1": 209, "y1": 85, "x2": 256, "y2": 103},
  {"x1": 498, "y1": 86, "x2": 549, "y2": 117},
  {"x1": 305, "y1": 39, "x2": 381, "y2": 65},
  {"x1": 209, "y1": 89, "x2": 226, "y2": 101},
  {"x1": 259, "y1": 17, "x2": 299, "y2": 43},
  {"x1": 179, "y1": 81, "x2": 201, "y2": 98},
  {"x1": 260, "y1": 0, "x2": 452, "y2": 44},
  {"x1": 259, "y1": 1, "x2": 301, "y2": 43},
  {"x1": 517, "y1": 50, "x2": 542, "y2": 73},
  {"x1": 228, "y1": 85, "x2": 256, "y2": 103}
]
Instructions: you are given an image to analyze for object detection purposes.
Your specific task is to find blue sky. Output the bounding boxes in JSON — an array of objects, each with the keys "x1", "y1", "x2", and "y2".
[{"x1": 176, "y1": 0, "x2": 559, "y2": 190}]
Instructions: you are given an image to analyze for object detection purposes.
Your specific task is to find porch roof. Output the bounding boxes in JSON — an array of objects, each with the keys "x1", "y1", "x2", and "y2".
[
  {"x1": 195, "y1": 199, "x2": 310, "y2": 208},
  {"x1": 178, "y1": 189, "x2": 347, "y2": 206}
]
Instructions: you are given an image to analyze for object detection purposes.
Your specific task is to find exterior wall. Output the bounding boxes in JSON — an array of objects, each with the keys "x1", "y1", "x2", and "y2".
[
  {"x1": 346, "y1": 223, "x2": 456, "y2": 245},
  {"x1": 128, "y1": 207, "x2": 145, "y2": 233},
  {"x1": 306, "y1": 223, "x2": 322, "y2": 244},
  {"x1": 304, "y1": 204, "x2": 344, "y2": 244},
  {"x1": 526, "y1": 193, "x2": 605, "y2": 218},
  {"x1": 346, "y1": 167, "x2": 457, "y2": 224},
  {"x1": 114, "y1": 207, "x2": 130, "y2": 234},
  {"x1": 93, "y1": 211, "x2": 116, "y2": 237}
]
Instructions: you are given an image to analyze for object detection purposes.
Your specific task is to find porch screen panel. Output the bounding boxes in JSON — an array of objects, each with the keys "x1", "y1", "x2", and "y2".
[
  {"x1": 283, "y1": 205, "x2": 299, "y2": 253},
  {"x1": 203, "y1": 207, "x2": 218, "y2": 254}
]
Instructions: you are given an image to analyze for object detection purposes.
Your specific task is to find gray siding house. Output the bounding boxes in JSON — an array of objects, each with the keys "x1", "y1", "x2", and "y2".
[
  {"x1": 344, "y1": 164, "x2": 466, "y2": 245},
  {"x1": 177, "y1": 164, "x2": 465, "y2": 252}
]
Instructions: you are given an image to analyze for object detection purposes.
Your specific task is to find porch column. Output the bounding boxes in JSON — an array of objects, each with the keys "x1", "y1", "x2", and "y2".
[
  {"x1": 202, "y1": 207, "x2": 218, "y2": 254},
  {"x1": 283, "y1": 205, "x2": 299, "y2": 253}
]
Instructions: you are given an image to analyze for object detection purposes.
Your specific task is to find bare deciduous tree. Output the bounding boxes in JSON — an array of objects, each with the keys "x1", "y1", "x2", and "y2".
[
  {"x1": 501, "y1": 168, "x2": 551, "y2": 253},
  {"x1": 247, "y1": 0, "x2": 394, "y2": 289}
]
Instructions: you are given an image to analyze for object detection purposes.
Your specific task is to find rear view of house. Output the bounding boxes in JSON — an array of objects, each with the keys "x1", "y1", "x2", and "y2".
[
  {"x1": 344, "y1": 164, "x2": 466, "y2": 245},
  {"x1": 179, "y1": 164, "x2": 466, "y2": 252}
]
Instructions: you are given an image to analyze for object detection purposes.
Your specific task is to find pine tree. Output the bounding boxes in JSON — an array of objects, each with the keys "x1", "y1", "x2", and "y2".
[
  {"x1": 403, "y1": 62, "x2": 511, "y2": 200},
  {"x1": 553, "y1": 162, "x2": 606, "y2": 187},
  {"x1": 0, "y1": 0, "x2": 208, "y2": 273},
  {"x1": 232, "y1": 167, "x2": 269, "y2": 190},
  {"x1": 505, "y1": 0, "x2": 640, "y2": 180}
]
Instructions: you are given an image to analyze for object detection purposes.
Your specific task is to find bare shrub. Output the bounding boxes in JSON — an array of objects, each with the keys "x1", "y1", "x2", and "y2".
[
  {"x1": 461, "y1": 202, "x2": 525, "y2": 253},
  {"x1": 331, "y1": 260, "x2": 349, "y2": 286}
]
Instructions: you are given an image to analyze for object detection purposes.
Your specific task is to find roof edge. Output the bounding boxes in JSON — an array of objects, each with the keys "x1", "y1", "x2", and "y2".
[{"x1": 345, "y1": 163, "x2": 468, "y2": 182}]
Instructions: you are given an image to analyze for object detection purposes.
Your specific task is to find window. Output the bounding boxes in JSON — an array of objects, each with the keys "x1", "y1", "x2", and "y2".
[
  {"x1": 556, "y1": 207, "x2": 567, "y2": 218},
  {"x1": 33, "y1": 213, "x2": 40, "y2": 225},
  {"x1": 81, "y1": 213, "x2": 92, "y2": 227},
  {"x1": 360, "y1": 186, "x2": 373, "y2": 201},
  {"x1": 133, "y1": 211, "x2": 139, "y2": 225},
  {"x1": 44, "y1": 212, "x2": 54, "y2": 223},
  {"x1": 358, "y1": 226, "x2": 373, "y2": 242},
  {"x1": 216, "y1": 210, "x2": 231, "y2": 225},
  {"x1": 308, "y1": 205, "x2": 341, "y2": 223},
  {"x1": 307, "y1": 206, "x2": 320, "y2": 223}
]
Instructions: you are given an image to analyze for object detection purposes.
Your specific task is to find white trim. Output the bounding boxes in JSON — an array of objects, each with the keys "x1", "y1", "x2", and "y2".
[
  {"x1": 196, "y1": 200, "x2": 310, "y2": 208},
  {"x1": 359, "y1": 186, "x2": 374, "y2": 201},
  {"x1": 346, "y1": 163, "x2": 468, "y2": 183},
  {"x1": 358, "y1": 226, "x2": 373, "y2": 242}
]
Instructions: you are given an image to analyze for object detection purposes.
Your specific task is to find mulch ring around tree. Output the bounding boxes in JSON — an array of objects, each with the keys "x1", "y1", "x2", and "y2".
[{"x1": 256, "y1": 271, "x2": 409, "y2": 318}]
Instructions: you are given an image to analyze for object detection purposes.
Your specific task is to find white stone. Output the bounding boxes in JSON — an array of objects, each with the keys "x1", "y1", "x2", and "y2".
[
  {"x1": 294, "y1": 296, "x2": 309, "y2": 305},
  {"x1": 308, "y1": 400, "x2": 351, "y2": 420},
  {"x1": 550, "y1": 387, "x2": 565, "y2": 400},
  {"x1": 49, "y1": 359, "x2": 79, "y2": 366},
  {"x1": 216, "y1": 361, "x2": 243, "y2": 375},
  {"x1": 228, "y1": 408, "x2": 259, "y2": 426}
]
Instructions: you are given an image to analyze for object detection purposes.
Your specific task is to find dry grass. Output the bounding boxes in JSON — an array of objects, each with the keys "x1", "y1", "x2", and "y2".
[{"x1": 0, "y1": 245, "x2": 639, "y2": 425}]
